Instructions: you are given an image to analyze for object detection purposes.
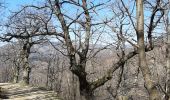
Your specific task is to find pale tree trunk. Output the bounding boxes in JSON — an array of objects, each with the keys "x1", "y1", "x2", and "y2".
[
  {"x1": 20, "y1": 43, "x2": 31, "y2": 86},
  {"x1": 21, "y1": 57, "x2": 30, "y2": 85},
  {"x1": 136, "y1": 0, "x2": 160, "y2": 100},
  {"x1": 116, "y1": 96, "x2": 129, "y2": 100}
]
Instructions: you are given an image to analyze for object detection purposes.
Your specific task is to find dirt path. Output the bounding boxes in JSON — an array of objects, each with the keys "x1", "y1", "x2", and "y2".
[{"x1": 0, "y1": 83, "x2": 61, "y2": 100}]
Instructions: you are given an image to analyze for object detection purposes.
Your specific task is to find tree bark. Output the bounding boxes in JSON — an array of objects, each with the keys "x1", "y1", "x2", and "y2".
[
  {"x1": 13, "y1": 64, "x2": 19, "y2": 83},
  {"x1": 136, "y1": 0, "x2": 160, "y2": 100},
  {"x1": 166, "y1": 24, "x2": 170, "y2": 100},
  {"x1": 21, "y1": 61, "x2": 30, "y2": 85},
  {"x1": 19, "y1": 42, "x2": 31, "y2": 85},
  {"x1": 13, "y1": 55, "x2": 20, "y2": 83}
]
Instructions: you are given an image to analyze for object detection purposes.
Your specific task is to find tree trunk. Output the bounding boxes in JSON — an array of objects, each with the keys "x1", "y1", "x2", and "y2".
[
  {"x1": 20, "y1": 57, "x2": 31, "y2": 85},
  {"x1": 166, "y1": 24, "x2": 170, "y2": 100},
  {"x1": 13, "y1": 65, "x2": 19, "y2": 83},
  {"x1": 13, "y1": 57, "x2": 20, "y2": 83},
  {"x1": 116, "y1": 95, "x2": 129, "y2": 100},
  {"x1": 20, "y1": 43, "x2": 31, "y2": 86},
  {"x1": 136, "y1": 0, "x2": 160, "y2": 100},
  {"x1": 80, "y1": 90, "x2": 94, "y2": 100},
  {"x1": 73, "y1": 66, "x2": 93, "y2": 100}
]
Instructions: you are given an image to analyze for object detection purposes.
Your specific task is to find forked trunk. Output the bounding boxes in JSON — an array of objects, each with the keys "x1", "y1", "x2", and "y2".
[{"x1": 136, "y1": 0, "x2": 160, "y2": 99}]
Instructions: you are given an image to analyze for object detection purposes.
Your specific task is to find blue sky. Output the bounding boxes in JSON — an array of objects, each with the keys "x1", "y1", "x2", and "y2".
[
  {"x1": 1, "y1": 0, "x2": 168, "y2": 46},
  {"x1": 0, "y1": 0, "x2": 38, "y2": 43},
  {"x1": 5, "y1": 0, "x2": 42, "y2": 11},
  {"x1": 2, "y1": 0, "x2": 46, "y2": 22},
  {"x1": 4, "y1": 0, "x2": 44, "y2": 15},
  {"x1": 6, "y1": 0, "x2": 35, "y2": 10}
]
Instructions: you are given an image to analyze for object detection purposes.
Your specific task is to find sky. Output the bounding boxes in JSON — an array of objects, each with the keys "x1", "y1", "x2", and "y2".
[
  {"x1": 0, "y1": 0, "x2": 142, "y2": 46},
  {"x1": 6, "y1": 0, "x2": 37, "y2": 10},
  {"x1": 4, "y1": 0, "x2": 44, "y2": 17},
  {"x1": 1, "y1": 0, "x2": 169, "y2": 47},
  {"x1": 0, "y1": 0, "x2": 39, "y2": 46},
  {"x1": 6, "y1": 0, "x2": 34, "y2": 11}
]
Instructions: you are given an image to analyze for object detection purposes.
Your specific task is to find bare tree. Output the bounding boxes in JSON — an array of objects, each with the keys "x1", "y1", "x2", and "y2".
[
  {"x1": 45, "y1": 0, "x2": 166, "y2": 99},
  {"x1": 4, "y1": 8, "x2": 55, "y2": 85}
]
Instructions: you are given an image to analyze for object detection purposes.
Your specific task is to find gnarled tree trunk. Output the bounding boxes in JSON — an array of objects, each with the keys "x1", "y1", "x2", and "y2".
[{"x1": 19, "y1": 42, "x2": 31, "y2": 85}]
